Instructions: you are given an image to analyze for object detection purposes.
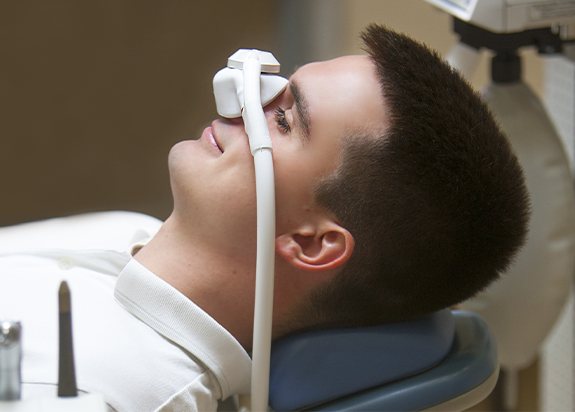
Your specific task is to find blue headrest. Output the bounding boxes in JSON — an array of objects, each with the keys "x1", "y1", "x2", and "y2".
[{"x1": 269, "y1": 309, "x2": 455, "y2": 411}]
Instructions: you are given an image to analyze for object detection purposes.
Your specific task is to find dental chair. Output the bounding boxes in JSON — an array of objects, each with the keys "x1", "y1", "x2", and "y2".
[{"x1": 268, "y1": 310, "x2": 498, "y2": 411}]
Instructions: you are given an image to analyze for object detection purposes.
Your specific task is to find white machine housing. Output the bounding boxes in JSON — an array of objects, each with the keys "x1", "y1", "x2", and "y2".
[{"x1": 426, "y1": 0, "x2": 575, "y2": 33}]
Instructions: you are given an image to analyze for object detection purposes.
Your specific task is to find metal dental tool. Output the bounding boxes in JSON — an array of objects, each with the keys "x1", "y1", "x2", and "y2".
[
  {"x1": 58, "y1": 281, "x2": 77, "y2": 398},
  {"x1": 0, "y1": 321, "x2": 22, "y2": 401},
  {"x1": 213, "y1": 50, "x2": 288, "y2": 411}
]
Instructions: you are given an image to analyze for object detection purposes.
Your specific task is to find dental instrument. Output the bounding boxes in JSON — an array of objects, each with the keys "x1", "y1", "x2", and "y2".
[
  {"x1": 58, "y1": 281, "x2": 77, "y2": 398},
  {"x1": 213, "y1": 49, "x2": 288, "y2": 411},
  {"x1": 0, "y1": 321, "x2": 22, "y2": 401}
]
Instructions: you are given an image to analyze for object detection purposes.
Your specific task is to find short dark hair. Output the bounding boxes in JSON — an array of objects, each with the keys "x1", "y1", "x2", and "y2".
[{"x1": 302, "y1": 24, "x2": 530, "y2": 328}]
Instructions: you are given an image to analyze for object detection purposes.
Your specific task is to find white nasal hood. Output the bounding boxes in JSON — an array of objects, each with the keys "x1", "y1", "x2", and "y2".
[{"x1": 213, "y1": 49, "x2": 289, "y2": 119}]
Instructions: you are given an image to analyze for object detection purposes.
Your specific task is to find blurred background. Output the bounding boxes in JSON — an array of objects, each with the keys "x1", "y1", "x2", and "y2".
[
  {"x1": 1, "y1": 1, "x2": 572, "y2": 410},
  {"x1": 0, "y1": 0, "x2": 544, "y2": 225}
]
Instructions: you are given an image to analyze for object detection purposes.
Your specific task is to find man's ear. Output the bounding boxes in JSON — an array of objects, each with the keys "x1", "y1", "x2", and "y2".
[{"x1": 276, "y1": 223, "x2": 355, "y2": 272}]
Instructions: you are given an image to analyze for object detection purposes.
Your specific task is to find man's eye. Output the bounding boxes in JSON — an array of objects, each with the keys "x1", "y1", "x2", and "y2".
[{"x1": 274, "y1": 107, "x2": 291, "y2": 134}]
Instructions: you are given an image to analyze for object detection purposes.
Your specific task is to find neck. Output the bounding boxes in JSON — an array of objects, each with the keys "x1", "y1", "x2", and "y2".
[{"x1": 134, "y1": 213, "x2": 256, "y2": 349}]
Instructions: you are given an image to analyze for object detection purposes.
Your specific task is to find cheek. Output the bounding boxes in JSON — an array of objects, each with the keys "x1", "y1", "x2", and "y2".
[
  {"x1": 273, "y1": 151, "x2": 322, "y2": 223},
  {"x1": 176, "y1": 167, "x2": 258, "y2": 252},
  {"x1": 214, "y1": 184, "x2": 257, "y2": 236},
  {"x1": 169, "y1": 142, "x2": 257, "y2": 219},
  {"x1": 202, "y1": 163, "x2": 258, "y2": 223}
]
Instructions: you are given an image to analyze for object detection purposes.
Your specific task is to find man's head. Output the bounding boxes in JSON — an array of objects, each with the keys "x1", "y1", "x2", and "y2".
[
  {"x1": 166, "y1": 51, "x2": 385, "y2": 339},
  {"x1": 167, "y1": 24, "x2": 529, "y2": 339},
  {"x1": 293, "y1": 24, "x2": 530, "y2": 329}
]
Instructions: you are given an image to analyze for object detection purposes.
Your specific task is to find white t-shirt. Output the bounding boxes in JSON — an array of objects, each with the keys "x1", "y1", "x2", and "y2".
[{"x1": 0, "y1": 211, "x2": 251, "y2": 411}]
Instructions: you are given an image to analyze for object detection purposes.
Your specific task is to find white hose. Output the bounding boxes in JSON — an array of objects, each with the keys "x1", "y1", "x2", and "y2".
[{"x1": 242, "y1": 53, "x2": 276, "y2": 412}]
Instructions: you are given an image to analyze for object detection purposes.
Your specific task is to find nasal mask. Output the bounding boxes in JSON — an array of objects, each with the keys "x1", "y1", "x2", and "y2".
[
  {"x1": 213, "y1": 49, "x2": 288, "y2": 153},
  {"x1": 212, "y1": 49, "x2": 287, "y2": 411}
]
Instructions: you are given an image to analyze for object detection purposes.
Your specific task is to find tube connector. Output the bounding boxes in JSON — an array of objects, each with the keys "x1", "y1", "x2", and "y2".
[
  {"x1": 227, "y1": 49, "x2": 281, "y2": 73},
  {"x1": 242, "y1": 52, "x2": 273, "y2": 154}
]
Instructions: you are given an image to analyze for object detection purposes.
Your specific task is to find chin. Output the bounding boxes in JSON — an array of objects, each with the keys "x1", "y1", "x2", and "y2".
[
  {"x1": 168, "y1": 140, "x2": 192, "y2": 166},
  {"x1": 168, "y1": 140, "x2": 205, "y2": 180}
]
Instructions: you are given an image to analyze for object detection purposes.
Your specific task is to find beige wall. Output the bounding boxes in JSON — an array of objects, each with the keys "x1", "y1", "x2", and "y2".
[{"x1": 0, "y1": 1, "x2": 278, "y2": 225}]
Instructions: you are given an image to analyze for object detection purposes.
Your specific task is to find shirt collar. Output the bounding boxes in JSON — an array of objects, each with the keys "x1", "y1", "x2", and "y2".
[{"x1": 114, "y1": 258, "x2": 252, "y2": 398}]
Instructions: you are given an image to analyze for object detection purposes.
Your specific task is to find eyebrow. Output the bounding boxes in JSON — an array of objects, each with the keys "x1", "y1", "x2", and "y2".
[{"x1": 289, "y1": 80, "x2": 311, "y2": 141}]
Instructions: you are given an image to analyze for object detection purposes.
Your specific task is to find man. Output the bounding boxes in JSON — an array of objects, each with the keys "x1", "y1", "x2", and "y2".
[{"x1": 0, "y1": 24, "x2": 529, "y2": 411}]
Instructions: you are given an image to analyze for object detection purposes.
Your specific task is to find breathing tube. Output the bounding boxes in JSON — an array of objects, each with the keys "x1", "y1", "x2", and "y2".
[{"x1": 213, "y1": 49, "x2": 288, "y2": 411}]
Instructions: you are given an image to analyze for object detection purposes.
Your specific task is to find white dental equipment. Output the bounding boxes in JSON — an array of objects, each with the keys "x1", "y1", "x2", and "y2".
[
  {"x1": 213, "y1": 49, "x2": 288, "y2": 411},
  {"x1": 427, "y1": 0, "x2": 575, "y2": 33},
  {"x1": 0, "y1": 289, "x2": 107, "y2": 412},
  {"x1": 426, "y1": 0, "x2": 575, "y2": 409}
]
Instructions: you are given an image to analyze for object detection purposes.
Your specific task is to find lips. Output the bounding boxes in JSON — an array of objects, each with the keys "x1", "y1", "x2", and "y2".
[
  {"x1": 203, "y1": 125, "x2": 223, "y2": 154},
  {"x1": 210, "y1": 128, "x2": 223, "y2": 153}
]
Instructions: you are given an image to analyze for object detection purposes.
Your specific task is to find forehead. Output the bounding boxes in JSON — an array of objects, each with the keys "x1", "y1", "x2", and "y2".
[
  {"x1": 294, "y1": 55, "x2": 373, "y2": 77},
  {"x1": 290, "y1": 55, "x2": 388, "y2": 136}
]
